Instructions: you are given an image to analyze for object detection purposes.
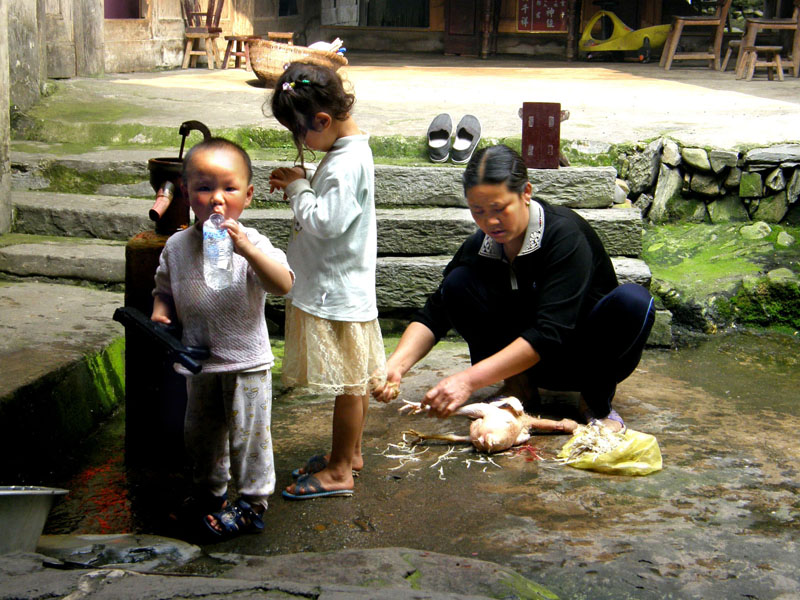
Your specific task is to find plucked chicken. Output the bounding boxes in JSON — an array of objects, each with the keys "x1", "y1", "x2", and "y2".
[{"x1": 399, "y1": 396, "x2": 578, "y2": 453}]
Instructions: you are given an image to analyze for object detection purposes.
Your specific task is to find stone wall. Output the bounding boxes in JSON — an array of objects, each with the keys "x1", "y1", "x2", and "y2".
[
  {"x1": 617, "y1": 140, "x2": 800, "y2": 226},
  {"x1": 1, "y1": 0, "x2": 12, "y2": 234}
]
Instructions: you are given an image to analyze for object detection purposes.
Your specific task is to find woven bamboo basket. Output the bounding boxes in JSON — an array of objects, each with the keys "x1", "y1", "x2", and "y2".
[{"x1": 249, "y1": 40, "x2": 348, "y2": 87}]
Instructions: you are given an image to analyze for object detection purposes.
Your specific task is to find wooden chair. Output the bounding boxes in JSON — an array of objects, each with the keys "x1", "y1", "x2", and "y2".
[
  {"x1": 660, "y1": 0, "x2": 732, "y2": 70},
  {"x1": 730, "y1": 0, "x2": 800, "y2": 78},
  {"x1": 181, "y1": 0, "x2": 224, "y2": 69}
]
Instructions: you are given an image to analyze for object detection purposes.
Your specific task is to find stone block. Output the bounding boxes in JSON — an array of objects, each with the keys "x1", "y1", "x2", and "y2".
[
  {"x1": 662, "y1": 139, "x2": 681, "y2": 167},
  {"x1": 681, "y1": 147, "x2": 711, "y2": 171},
  {"x1": 744, "y1": 144, "x2": 800, "y2": 168},
  {"x1": 709, "y1": 149, "x2": 739, "y2": 173},
  {"x1": 647, "y1": 309, "x2": 673, "y2": 347},
  {"x1": 690, "y1": 172, "x2": 721, "y2": 196},
  {"x1": 739, "y1": 172, "x2": 763, "y2": 198},
  {"x1": 650, "y1": 164, "x2": 683, "y2": 223},
  {"x1": 707, "y1": 196, "x2": 750, "y2": 223},
  {"x1": 575, "y1": 207, "x2": 643, "y2": 256},
  {"x1": 765, "y1": 168, "x2": 786, "y2": 192},
  {"x1": 786, "y1": 168, "x2": 799, "y2": 204},
  {"x1": 777, "y1": 231, "x2": 795, "y2": 247},
  {"x1": 739, "y1": 221, "x2": 771, "y2": 240},
  {"x1": 724, "y1": 167, "x2": 742, "y2": 188},
  {"x1": 625, "y1": 138, "x2": 663, "y2": 195},
  {"x1": 528, "y1": 166, "x2": 616, "y2": 208},
  {"x1": 649, "y1": 165, "x2": 706, "y2": 223},
  {"x1": 751, "y1": 191, "x2": 788, "y2": 223}
]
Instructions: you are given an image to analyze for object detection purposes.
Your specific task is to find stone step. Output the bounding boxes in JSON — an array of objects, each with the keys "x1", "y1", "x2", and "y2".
[
  {"x1": 0, "y1": 236, "x2": 126, "y2": 285},
  {"x1": 12, "y1": 151, "x2": 618, "y2": 209},
  {"x1": 0, "y1": 235, "x2": 669, "y2": 343},
  {"x1": 0, "y1": 281, "x2": 125, "y2": 482},
  {"x1": 12, "y1": 191, "x2": 643, "y2": 257},
  {"x1": 0, "y1": 234, "x2": 651, "y2": 308}
]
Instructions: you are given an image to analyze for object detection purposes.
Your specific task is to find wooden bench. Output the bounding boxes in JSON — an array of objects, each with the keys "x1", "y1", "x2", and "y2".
[{"x1": 267, "y1": 31, "x2": 294, "y2": 44}]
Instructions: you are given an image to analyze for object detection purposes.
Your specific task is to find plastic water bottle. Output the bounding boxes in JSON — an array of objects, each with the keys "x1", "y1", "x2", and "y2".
[{"x1": 203, "y1": 213, "x2": 233, "y2": 290}]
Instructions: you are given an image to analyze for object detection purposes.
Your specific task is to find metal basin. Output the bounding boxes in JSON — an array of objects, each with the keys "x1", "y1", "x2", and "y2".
[{"x1": 0, "y1": 486, "x2": 68, "y2": 554}]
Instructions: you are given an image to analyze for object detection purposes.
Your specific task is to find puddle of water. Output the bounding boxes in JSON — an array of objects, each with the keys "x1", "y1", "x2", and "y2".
[{"x1": 644, "y1": 330, "x2": 799, "y2": 415}]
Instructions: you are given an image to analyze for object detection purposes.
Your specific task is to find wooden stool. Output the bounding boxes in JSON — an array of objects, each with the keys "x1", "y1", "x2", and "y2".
[
  {"x1": 267, "y1": 31, "x2": 294, "y2": 45},
  {"x1": 182, "y1": 33, "x2": 221, "y2": 69},
  {"x1": 721, "y1": 39, "x2": 741, "y2": 71},
  {"x1": 222, "y1": 35, "x2": 259, "y2": 70},
  {"x1": 740, "y1": 45, "x2": 785, "y2": 80}
]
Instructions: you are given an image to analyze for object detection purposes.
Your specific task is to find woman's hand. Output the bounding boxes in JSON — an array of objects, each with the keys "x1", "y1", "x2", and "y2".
[
  {"x1": 269, "y1": 166, "x2": 305, "y2": 192},
  {"x1": 421, "y1": 371, "x2": 475, "y2": 418}
]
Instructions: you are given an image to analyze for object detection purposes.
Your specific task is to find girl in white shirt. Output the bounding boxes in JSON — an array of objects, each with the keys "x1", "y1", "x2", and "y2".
[{"x1": 269, "y1": 62, "x2": 387, "y2": 500}]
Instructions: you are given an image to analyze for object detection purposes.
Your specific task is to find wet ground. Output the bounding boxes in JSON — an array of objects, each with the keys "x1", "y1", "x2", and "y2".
[{"x1": 45, "y1": 331, "x2": 799, "y2": 600}]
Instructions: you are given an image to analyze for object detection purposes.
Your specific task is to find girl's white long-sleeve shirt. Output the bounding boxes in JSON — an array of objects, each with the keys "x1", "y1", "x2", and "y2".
[{"x1": 284, "y1": 133, "x2": 378, "y2": 322}]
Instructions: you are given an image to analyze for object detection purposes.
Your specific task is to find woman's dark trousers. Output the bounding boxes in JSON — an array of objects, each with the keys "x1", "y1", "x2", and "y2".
[{"x1": 440, "y1": 265, "x2": 655, "y2": 418}]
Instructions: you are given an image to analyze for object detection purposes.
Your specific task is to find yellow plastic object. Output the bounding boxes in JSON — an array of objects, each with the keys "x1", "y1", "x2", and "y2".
[
  {"x1": 557, "y1": 428, "x2": 663, "y2": 476},
  {"x1": 579, "y1": 10, "x2": 670, "y2": 58}
]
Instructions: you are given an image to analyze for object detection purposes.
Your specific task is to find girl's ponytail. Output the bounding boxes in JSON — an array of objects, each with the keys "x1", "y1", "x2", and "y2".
[{"x1": 269, "y1": 62, "x2": 355, "y2": 163}]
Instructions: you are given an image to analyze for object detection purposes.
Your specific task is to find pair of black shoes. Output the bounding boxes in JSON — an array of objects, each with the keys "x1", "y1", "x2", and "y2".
[{"x1": 427, "y1": 114, "x2": 482, "y2": 164}]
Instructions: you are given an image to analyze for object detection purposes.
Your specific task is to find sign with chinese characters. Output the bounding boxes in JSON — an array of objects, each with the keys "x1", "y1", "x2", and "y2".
[
  {"x1": 521, "y1": 102, "x2": 561, "y2": 169},
  {"x1": 517, "y1": 0, "x2": 569, "y2": 33}
]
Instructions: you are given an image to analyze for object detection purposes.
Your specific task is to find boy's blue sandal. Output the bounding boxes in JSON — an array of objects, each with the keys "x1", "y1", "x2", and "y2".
[
  {"x1": 450, "y1": 115, "x2": 481, "y2": 164},
  {"x1": 204, "y1": 498, "x2": 265, "y2": 539},
  {"x1": 282, "y1": 474, "x2": 354, "y2": 500},
  {"x1": 291, "y1": 453, "x2": 328, "y2": 479},
  {"x1": 170, "y1": 491, "x2": 226, "y2": 525},
  {"x1": 427, "y1": 113, "x2": 453, "y2": 163}
]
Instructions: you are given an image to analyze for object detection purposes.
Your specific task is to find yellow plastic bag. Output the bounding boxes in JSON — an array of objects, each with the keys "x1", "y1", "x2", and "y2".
[{"x1": 557, "y1": 428, "x2": 662, "y2": 476}]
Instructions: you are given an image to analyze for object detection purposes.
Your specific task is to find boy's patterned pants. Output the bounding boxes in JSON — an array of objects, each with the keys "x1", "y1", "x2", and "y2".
[{"x1": 185, "y1": 369, "x2": 274, "y2": 510}]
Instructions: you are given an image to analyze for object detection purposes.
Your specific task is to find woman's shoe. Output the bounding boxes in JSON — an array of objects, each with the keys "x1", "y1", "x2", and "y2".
[
  {"x1": 427, "y1": 113, "x2": 452, "y2": 163},
  {"x1": 451, "y1": 115, "x2": 481, "y2": 164}
]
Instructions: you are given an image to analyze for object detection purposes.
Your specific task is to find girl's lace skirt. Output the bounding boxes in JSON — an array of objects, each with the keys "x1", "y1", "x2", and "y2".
[{"x1": 282, "y1": 302, "x2": 387, "y2": 397}]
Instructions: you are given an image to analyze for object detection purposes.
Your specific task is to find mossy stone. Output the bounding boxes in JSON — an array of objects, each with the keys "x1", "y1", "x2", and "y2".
[
  {"x1": 708, "y1": 196, "x2": 749, "y2": 223},
  {"x1": 739, "y1": 221, "x2": 771, "y2": 240},
  {"x1": 739, "y1": 172, "x2": 763, "y2": 198},
  {"x1": 681, "y1": 147, "x2": 711, "y2": 171},
  {"x1": 751, "y1": 191, "x2": 788, "y2": 223}
]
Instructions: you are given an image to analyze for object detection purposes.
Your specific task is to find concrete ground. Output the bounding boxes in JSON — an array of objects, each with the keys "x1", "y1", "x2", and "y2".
[
  {"x1": 34, "y1": 51, "x2": 800, "y2": 148},
  {"x1": 3, "y1": 53, "x2": 800, "y2": 599},
  {"x1": 12, "y1": 331, "x2": 800, "y2": 600}
]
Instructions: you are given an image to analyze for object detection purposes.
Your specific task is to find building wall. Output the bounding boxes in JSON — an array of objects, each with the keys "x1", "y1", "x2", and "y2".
[
  {"x1": 103, "y1": 0, "x2": 320, "y2": 72},
  {"x1": 1, "y1": 0, "x2": 12, "y2": 234},
  {"x1": 46, "y1": 0, "x2": 104, "y2": 78},
  {"x1": 8, "y1": 0, "x2": 46, "y2": 112}
]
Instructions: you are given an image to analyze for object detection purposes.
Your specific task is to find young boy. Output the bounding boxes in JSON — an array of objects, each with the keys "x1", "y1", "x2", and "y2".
[{"x1": 151, "y1": 137, "x2": 293, "y2": 539}]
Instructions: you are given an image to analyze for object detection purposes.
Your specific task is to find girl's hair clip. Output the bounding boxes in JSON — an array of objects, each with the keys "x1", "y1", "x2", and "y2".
[{"x1": 282, "y1": 79, "x2": 311, "y2": 92}]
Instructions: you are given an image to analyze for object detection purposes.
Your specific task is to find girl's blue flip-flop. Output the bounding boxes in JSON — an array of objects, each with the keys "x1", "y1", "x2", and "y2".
[
  {"x1": 282, "y1": 474, "x2": 354, "y2": 501},
  {"x1": 291, "y1": 453, "x2": 328, "y2": 479}
]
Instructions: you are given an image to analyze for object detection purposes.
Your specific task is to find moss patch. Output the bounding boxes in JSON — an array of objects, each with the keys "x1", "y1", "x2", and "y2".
[
  {"x1": 0, "y1": 337, "x2": 125, "y2": 482},
  {"x1": 715, "y1": 277, "x2": 800, "y2": 329},
  {"x1": 39, "y1": 163, "x2": 148, "y2": 195},
  {"x1": 643, "y1": 223, "x2": 800, "y2": 331}
]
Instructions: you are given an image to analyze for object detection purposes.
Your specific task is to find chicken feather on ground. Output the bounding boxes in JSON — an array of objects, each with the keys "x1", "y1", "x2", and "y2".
[{"x1": 399, "y1": 397, "x2": 578, "y2": 453}]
